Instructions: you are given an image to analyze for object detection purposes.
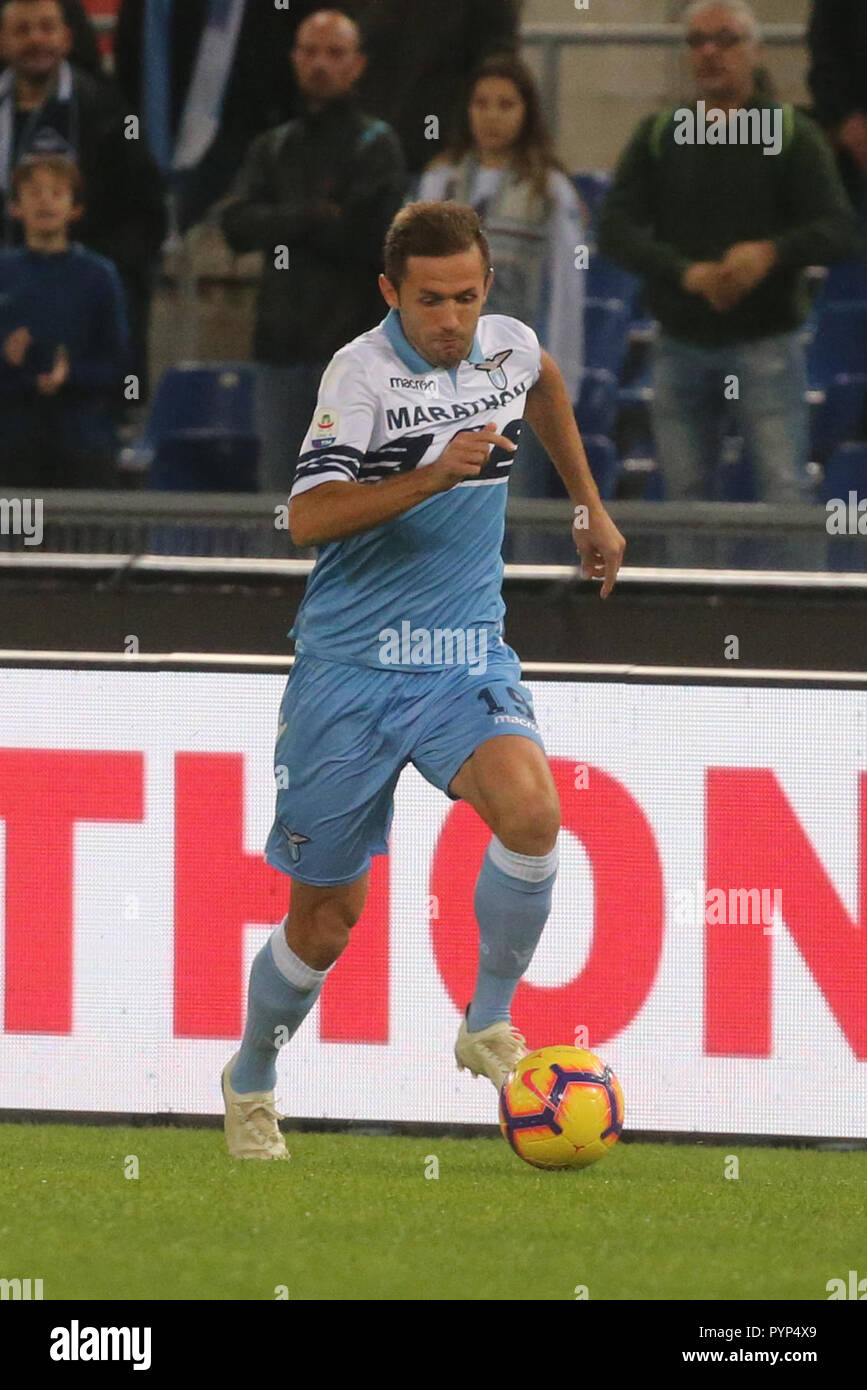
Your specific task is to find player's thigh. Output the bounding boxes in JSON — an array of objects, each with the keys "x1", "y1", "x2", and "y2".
[
  {"x1": 265, "y1": 656, "x2": 403, "y2": 886},
  {"x1": 450, "y1": 735, "x2": 560, "y2": 853},
  {"x1": 411, "y1": 664, "x2": 560, "y2": 852}
]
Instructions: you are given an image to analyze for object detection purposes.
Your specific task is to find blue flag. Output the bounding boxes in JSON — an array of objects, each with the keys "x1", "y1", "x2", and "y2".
[{"x1": 143, "y1": 0, "x2": 247, "y2": 175}]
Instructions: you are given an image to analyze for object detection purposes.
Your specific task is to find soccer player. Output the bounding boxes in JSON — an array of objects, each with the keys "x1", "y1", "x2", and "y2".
[{"x1": 222, "y1": 201, "x2": 626, "y2": 1159}]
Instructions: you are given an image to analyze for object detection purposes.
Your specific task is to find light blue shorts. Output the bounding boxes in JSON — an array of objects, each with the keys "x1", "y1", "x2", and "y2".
[{"x1": 264, "y1": 650, "x2": 546, "y2": 885}]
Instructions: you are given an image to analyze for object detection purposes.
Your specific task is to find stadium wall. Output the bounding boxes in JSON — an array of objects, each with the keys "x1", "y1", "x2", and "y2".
[{"x1": 0, "y1": 659, "x2": 864, "y2": 1141}]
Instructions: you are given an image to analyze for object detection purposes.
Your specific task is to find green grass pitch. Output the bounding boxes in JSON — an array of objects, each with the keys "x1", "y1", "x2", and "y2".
[{"x1": 1, "y1": 1123, "x2": 864, "y2": 1300}]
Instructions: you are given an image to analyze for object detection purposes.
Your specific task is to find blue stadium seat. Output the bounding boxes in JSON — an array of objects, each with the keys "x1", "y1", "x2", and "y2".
[
  {"x1": 617, "y1": 359, "x2": 653, "y2": 408},
  {"x1": 141, "y1": 363, "x2": 260, "y2": 491},
  {"x1": 586, "y1": 252, "x2": 640, "y2": 309},
  {"x1": 811, "y1": 373, "x2": 867, "y2": 460},
  {"x1": 582, "y1": 435, "x2": 620, "y2": 499},
  {"x1": 584, "y1": 297, "x2": 632, "y2": 377},
  {"x1": 807, "y1": 303, "x2": 867, "y2": 388},
  {"x1": 576, "y1": 368, "x2": 619, "y2": 438},
  {"x1": 818, "y1": 259, "x2": 867, "y2": 305},
  {"x1": 573, "y1": 171, "x2": 613, "y2": 227},
  {"x1": 820, "y1": 441, "x2": 867, "y2": 503}
]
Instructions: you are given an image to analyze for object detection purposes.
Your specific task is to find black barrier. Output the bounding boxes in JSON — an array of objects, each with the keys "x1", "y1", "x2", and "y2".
[{"x1": 1, "y1": 554, "x2": 867, "y2": 671}]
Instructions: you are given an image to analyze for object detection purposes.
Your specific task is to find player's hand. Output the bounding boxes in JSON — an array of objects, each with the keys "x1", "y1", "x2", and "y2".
[
  {"x1": 573, "y1": 502, "x2": 626, "y2": 598},
  {"x1": 36, "y1": 345, "x2": 69, "y2": 396},
  {"x1": 429, "y1": 422, "x2": 517, "y2": 491},
  {"x1": 3, "y1": 326, "x2": 31, "y2": 367}
]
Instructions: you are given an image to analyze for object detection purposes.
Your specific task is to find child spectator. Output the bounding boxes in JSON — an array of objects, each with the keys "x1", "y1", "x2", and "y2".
[
  {"x1": 0, "y1": 0, "x2": 166, "y2": 395},
  {"x1": 416, "y1": 54, "x2": 584, "y2": 498},
  {"x1": 0, "y1": 153, "x2": 129, "y2": 486}
]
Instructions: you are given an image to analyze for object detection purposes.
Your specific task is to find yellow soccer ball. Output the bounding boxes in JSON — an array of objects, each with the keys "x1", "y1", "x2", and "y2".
[{"x1": 498, "y1": 1045, "x2": 624, "y2": 1170}]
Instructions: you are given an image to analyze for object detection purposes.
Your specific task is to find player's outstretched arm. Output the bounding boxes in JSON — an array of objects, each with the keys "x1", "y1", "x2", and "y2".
[
  {"x1": 525, "y1": 349, "x2": 626, "y2": 597},
  {"x1": 289, "y1": 423, "x2": 516, "y2": 547}
]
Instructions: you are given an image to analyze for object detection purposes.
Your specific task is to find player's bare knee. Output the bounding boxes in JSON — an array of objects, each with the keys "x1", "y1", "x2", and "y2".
[
  {"x1": 495, "y1": 798, "x2": 560, "y2": 857},
  {"x1": 287, "y1": 888, "x2": 364, "y2": 968}
]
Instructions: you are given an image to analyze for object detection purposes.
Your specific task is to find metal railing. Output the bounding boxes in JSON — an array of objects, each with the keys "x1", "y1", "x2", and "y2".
[{"x1": 0, "y1": 491, "x2": 861, "y2": 572}]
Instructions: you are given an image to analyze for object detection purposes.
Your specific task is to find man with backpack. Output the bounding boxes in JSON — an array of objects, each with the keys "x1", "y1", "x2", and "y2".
[{"x1": 598, "y1": 0, "x2": 860, "y2": 503}]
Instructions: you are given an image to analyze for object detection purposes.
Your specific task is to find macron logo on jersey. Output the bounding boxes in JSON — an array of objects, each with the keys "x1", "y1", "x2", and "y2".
[{"x1": 389, "y1": 376, "x2": 439, "y2": 393}]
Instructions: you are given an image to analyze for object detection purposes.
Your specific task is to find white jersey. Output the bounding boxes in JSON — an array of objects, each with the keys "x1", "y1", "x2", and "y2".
[{"x1": 289, "y1": 309, "x2": 543, "y2": 670}]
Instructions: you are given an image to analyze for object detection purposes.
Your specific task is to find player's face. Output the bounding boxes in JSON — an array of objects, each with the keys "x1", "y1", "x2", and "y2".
[
  {"x1": 292, "y1": 18, "x2": 365, "y2": 104},
  {"x1": 469, "y1": 77, "x2": 527, "y2": 158},
  {"x1": 381, "y1": 248, "x2": 492, "y2": 369},
  {"x1": 12, "y1": 167, "x2": 77, "y2": 236},
  {"x1": 0, "y1": 0, "x2": 70, "y2": 81},
  {"x1": 686, "y1": 6, "x2": 756, "y2": 103}
]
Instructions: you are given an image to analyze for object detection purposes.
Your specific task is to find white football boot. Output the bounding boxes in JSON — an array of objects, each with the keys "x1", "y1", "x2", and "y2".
[
  {"x1": 455, "y1": 1006, "x2": 530, "y2": 1090},
  {"x1": 221, "y1": 1052, "x2": 289, "y2": 1160}
]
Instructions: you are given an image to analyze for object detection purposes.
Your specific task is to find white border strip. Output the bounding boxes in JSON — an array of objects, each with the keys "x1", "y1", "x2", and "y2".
[
  {"x1": 1, "y1": 652, "x2": 866, "y2": 685},
  {"x1": 2, "y1": 553, "x2": 867, "y2": 588}
]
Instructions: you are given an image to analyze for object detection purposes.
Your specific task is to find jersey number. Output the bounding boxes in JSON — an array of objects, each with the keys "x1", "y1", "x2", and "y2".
[{"x1": 477, "y1": 685, "x2": 535, "y2": 721}]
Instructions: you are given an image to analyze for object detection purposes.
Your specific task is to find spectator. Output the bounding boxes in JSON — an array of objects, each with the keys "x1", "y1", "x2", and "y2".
[
  {"x1": 352, "y1": 0, "x2": 521, "y2": 176},
  {"x1": 598, "y1": 0, "x2": 861, "y2": 504},
  {"x1": 0, "y1": 0, "x2": 103, "y2": 78},
  {"x1": 0, "y1": 154, "x2": 130, "y2": 487},
  {"x1": 0, "y1": 0, "x2": 165, "y2": 394},
  {"x1": 114, "y1": 0, "x2": 312, "y2": 230},
  {"x1": 220, "y1": 8, "x2": 405, "y2": 494},
  {"x1": 416, "y1": 54, "x2": 584, "y2": 498},
  {"x1": 808, "y1": 0, "x2": 867, "y2": 212}
]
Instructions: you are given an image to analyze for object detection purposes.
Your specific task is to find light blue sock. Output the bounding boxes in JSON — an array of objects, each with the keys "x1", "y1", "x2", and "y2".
[
  {"x1": 466, "y1": 838, "x2": 558, "y2": 1033},
  {"x1": 230, "y1": 919, "x2": 331, "y2": 1094}
]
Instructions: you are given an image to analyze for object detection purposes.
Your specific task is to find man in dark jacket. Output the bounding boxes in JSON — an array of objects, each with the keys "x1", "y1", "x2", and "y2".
[
  {"x1": 0, "y1": 0, "x2": 166, "y2": 391},
  {"x1": 114, "y1": 0, "x2": 315, "y2": 229},
  {"x1": 220, "y1": 9, "x2": 405, "y2": 494},
  {"x1": 808, "y1": 0, "x2": 867, "y2": 209},
  {"x1": 598, "y1": 0, "x2": 861, "y2": 507}
]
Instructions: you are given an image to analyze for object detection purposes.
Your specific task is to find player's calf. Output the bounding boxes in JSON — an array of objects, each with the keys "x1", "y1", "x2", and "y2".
[{"x1": 285, "y1": 875, "x2": 368, "y2": 970}]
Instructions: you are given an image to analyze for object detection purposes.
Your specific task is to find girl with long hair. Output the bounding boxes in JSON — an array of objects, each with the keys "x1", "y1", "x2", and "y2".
[{"x1": 416, "y1": 54, "x2": 584, "y2": 430}]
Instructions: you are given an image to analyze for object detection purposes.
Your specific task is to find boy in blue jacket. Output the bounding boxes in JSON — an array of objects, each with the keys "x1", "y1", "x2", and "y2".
[{"x1": 0, "y1": 153, "x2": 130, "y2": 487}]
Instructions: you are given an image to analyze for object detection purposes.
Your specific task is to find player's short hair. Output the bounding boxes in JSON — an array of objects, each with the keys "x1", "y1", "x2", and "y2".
[
  {"x1": 682, "y1": 0, "x2": 759, "y2": 42},
  {"x1": 384, "y1": 203, "x2": 491, "y2": 289},
  {"x1": 11, "y1": 153, "x2": 84, "y2": 205}
]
